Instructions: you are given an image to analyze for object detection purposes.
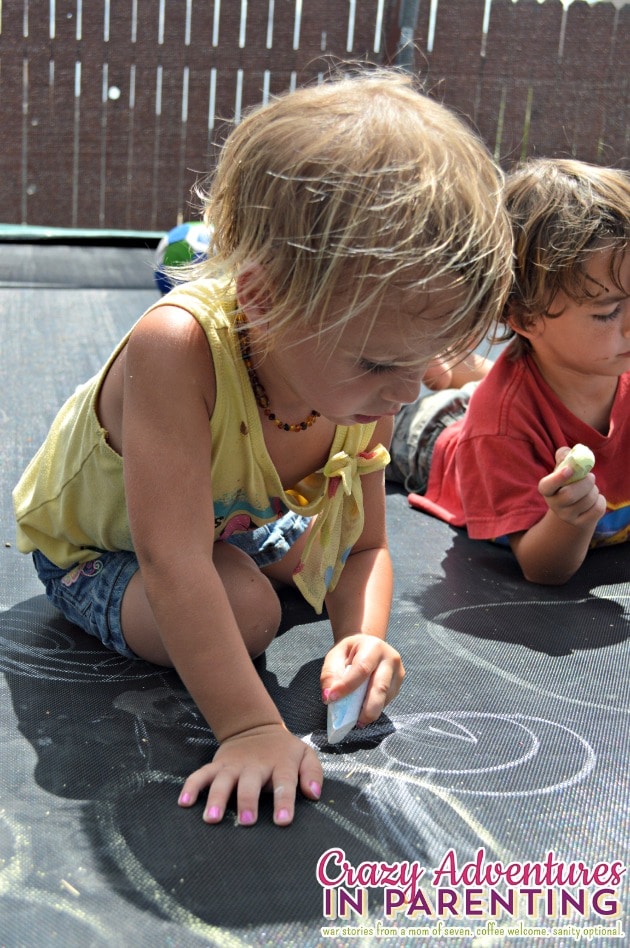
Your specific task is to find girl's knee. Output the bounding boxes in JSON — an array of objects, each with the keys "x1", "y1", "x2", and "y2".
[
  {"x1": 213, "y1": 542, "x2": 282, "y2": 657},
  {"x1": 228, "y1": 563, "x2": 282, "y2": 658},
  {"x1": 241, "y1": 573, "x2": 282, "y2": 658},
  {"x1": 124, "y1": 543, "x2": 282, "y2": 662}
]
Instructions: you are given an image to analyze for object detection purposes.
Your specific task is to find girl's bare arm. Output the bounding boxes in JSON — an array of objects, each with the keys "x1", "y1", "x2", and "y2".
[
  {"x1": 122, "y1": 306, "x2": 322, "y2": 823},
  {"x1": 320, "y1": 416, "x2": 405, "y2": 725}
]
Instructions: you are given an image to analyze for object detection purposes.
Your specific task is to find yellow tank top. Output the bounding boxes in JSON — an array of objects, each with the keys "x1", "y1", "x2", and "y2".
[{"x1": 13, "y1": 279, "x2": 389, "y2": 612}]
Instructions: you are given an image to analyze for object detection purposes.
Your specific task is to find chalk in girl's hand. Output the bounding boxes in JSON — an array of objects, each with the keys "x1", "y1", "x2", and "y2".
[
  {"x1": 327, "y1": 673, "x2": 369, "y2": 744},
  {"x1": 554, "y1": 443, "x2": 595, "y2": 483}
]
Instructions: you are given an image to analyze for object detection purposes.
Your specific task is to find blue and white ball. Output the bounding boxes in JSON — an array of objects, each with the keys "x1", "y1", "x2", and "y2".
[{"x1": 154, "y1": 221, "x2": 212, "y2": 293}]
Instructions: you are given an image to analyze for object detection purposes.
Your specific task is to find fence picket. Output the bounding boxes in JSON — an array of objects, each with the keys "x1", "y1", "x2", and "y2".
[{"x1": 0, "y1": 0, "x2": 626, "y2": 232}]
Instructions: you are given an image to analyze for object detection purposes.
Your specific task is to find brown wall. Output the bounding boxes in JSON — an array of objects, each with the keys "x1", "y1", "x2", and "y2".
[{"x1": 0, "y1": 0, "x2": 627, "y2": 233}]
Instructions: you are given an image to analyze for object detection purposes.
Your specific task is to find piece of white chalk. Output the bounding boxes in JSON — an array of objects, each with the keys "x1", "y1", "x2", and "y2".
[
  {"x1": 327, "y1": 676, "x2": 369, "y2": 744},
  {"x1": 554, "y1": 443, "x2": 595, "y2": 483}
]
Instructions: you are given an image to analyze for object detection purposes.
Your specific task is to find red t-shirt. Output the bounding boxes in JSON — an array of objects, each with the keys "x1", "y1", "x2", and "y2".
[{"x1": 409, "y1": 347, "x2": 630, "y2": 546}]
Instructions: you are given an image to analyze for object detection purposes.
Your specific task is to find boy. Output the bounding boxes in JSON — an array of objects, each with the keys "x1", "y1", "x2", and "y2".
[{"x1": 389, "y1": 158, "x2": 630, "y2": 585}]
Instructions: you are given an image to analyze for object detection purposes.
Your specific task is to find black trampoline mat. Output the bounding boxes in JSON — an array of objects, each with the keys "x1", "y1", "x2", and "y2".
[{"x1": 1, "y1": 244, "x2": 628, "y2": 947}]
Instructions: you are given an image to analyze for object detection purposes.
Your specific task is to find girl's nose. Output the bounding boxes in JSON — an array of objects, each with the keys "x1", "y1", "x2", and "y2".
[{"x1": 385, "y1": 369, "x2": 425, "y2": 406}]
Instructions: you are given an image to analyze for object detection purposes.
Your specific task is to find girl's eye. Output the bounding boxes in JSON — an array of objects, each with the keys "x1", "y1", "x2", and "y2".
[
  {"x1": 593, "y1": 303, "x2": 622, "y2": 322},
  {"x1": 360, "y1": 360, "x2": 397, "y2": 375}
]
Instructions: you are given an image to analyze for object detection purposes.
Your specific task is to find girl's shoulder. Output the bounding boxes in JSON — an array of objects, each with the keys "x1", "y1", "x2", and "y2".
[{"x1": 142, "y1": 278, "x2": 237, "y2": 335}]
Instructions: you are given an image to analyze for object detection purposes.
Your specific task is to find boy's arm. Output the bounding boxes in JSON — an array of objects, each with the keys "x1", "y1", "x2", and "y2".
[
  {"x1": 320, "y1": 416, "x2": 405, "y2": 726},
  {"x1": 123, "y1": 307, "x2": 322, "y2": 824},
  {"x1": 508, "y1": 449, "x2": 606, "y2": 584}
]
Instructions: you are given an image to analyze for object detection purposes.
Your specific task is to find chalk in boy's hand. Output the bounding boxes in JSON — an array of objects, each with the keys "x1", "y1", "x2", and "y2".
[{"x1": 554, "y1": 444, "x2": 596, "y2": 484}]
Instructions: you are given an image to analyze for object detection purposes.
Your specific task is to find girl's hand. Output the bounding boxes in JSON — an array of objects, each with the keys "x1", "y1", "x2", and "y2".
[
  {"x1": 320, "y1": 634, "x2": 405, "y2": 729},
  {"x1": 178, "y1": 723, "x2": 323, "y2": 826}
]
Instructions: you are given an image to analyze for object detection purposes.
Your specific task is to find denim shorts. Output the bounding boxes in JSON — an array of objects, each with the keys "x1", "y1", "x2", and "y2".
[
  {"x1": 386, "y1": 383, "x2": 478, "y2": 493},
  {"x1": 32, "y1": 511, "x2": 310, "y2": 660}
]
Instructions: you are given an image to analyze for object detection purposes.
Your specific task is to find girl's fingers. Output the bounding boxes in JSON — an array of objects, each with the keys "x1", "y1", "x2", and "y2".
[
  {"x1": 177, "y1": 732, "x2": 324, "y2": 826},
  {"x1": 271, "y1": 770, "x2": 298, "y2": 826},
  {"x1": 298, "y1": 748, "x2": 324, "y2": 806},
  {"x1": 203, "y1": 770, "x2": 237, "y2": 824},
  {"x1": 178, "y1": 763, "x2": 217, "y2": 807}
]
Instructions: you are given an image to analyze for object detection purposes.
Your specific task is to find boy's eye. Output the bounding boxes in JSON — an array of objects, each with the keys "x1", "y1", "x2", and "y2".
[
  {"x1": 593, "y1": 303, "x2": 622, "y2": 322},
  {"x1": 359, "y1": 360, "x2": 397, "y2": 375}
]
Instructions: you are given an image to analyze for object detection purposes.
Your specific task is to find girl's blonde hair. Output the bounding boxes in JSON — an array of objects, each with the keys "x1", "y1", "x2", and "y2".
[
  {"x1": 499, "y1": 158, "x2": 630, "y2": 351},
  {"x1": 194, "y1": 67, "x2": 512, "y2": 359}
]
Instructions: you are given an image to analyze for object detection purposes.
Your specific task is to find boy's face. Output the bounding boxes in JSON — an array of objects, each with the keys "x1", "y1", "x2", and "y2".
[
  {"x1": 515, "y1": 249, "x2": 630, "y2": 380},
  {"x1": 268, "y1": 280, "x2": 469, "y2": 427}
]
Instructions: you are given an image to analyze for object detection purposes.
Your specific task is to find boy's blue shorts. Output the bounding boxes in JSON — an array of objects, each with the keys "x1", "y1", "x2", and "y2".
[{"x1": 32, "y1": 512, "x2": 310, "y2": 660}]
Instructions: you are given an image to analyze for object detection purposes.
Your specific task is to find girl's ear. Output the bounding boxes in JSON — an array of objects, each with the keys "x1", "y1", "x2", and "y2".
[{"x1": 236, "y1": 264, "x2": 273, "y2": 326}]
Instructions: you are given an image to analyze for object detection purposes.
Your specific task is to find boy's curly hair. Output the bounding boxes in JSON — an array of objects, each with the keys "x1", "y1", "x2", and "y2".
[
  {"x1": 498, "y1": 158, "x2": 630, "y2": 352},
  {"x1": 192, "y1": 67, "x2": 512, "y2": 363}
]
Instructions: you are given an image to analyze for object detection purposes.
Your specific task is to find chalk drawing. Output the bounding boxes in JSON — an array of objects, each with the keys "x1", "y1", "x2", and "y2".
[
  {"x1": 0, "y1": 811, "x2": 111, "y2": 944},
  {"x1": 0, "y1": 603, "x2": 163, "y2": 683},
  {"x1": 425, "y1": 606, "x2": 630, "y2": 714},
  {"x1": 1, "y1": 569, "x2": 627, "y2": 942}
]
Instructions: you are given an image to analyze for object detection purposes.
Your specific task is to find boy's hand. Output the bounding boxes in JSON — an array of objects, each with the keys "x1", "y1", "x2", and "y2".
[
  {"x1": 539, "y1": 447, "x2": 606, "y2": 527},
  {"x1": 178, "y1": 723, "x2": 322, "y2": 826},
  {"x1": 320, "y1": 634, "x2": 405, "y2": 729}
]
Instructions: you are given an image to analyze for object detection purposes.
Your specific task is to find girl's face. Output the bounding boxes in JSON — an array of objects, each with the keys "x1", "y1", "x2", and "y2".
[
  {"x1": 519, "y1": 249, "x2": 630, "y2": 380},
  {"x1": 266, "y1": 280, "x2": 469, "y2": 427}
]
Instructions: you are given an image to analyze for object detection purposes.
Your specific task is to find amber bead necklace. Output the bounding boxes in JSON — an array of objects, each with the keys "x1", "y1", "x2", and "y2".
[{"x1": 235, "y1": 314, "x2": 320, "y2": 433}]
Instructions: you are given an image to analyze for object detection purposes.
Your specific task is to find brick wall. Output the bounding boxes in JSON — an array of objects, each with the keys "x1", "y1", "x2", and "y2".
[{"x1": 0, "y1": 0, "x2": 627, "y2": 232}]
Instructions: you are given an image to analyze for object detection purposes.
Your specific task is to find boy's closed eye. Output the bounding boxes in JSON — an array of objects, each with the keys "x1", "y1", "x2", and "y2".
[{"x1": 592, "y1": 302, "x2": 623, "y2": 322}]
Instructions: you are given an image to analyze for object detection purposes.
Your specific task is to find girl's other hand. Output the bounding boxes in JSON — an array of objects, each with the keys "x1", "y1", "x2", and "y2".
[
  {"x1": 320, "y1": 634, "x2": 405, "y2": 729},
  {"x1": 178, "y1": 723, "x2": 323, "y2": 826}
]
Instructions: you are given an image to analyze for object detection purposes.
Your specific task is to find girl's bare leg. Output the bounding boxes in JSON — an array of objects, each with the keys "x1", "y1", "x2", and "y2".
[{"x1": 121, "y1": 542, "x2": 282, "y2": 666}]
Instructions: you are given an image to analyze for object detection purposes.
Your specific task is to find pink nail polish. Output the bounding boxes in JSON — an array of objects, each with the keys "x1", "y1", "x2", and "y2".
[
  {"x1": 239, "y1": 810, "x2": 255, "y2": 825},
  {"x1": 309, "y1": 781, "x2": 322, "y2": 799},
  {"x1": 205, "y1": 805, "x2": 221, "y2": 821},
  {"x1": 179, "y1": 792, "x2": 191, "y2": 805},
  {"x1": 322, "y1": 688, "x2": 331, "y2": 702},
  {"x1": 276, "y1": 808, "x2": 290, "y2": 823}
]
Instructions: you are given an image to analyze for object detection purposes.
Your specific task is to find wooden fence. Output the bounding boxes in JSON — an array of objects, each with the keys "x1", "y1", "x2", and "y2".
[{"x1": 0, "y1": 0, "x2": 628, "y2": 233}]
